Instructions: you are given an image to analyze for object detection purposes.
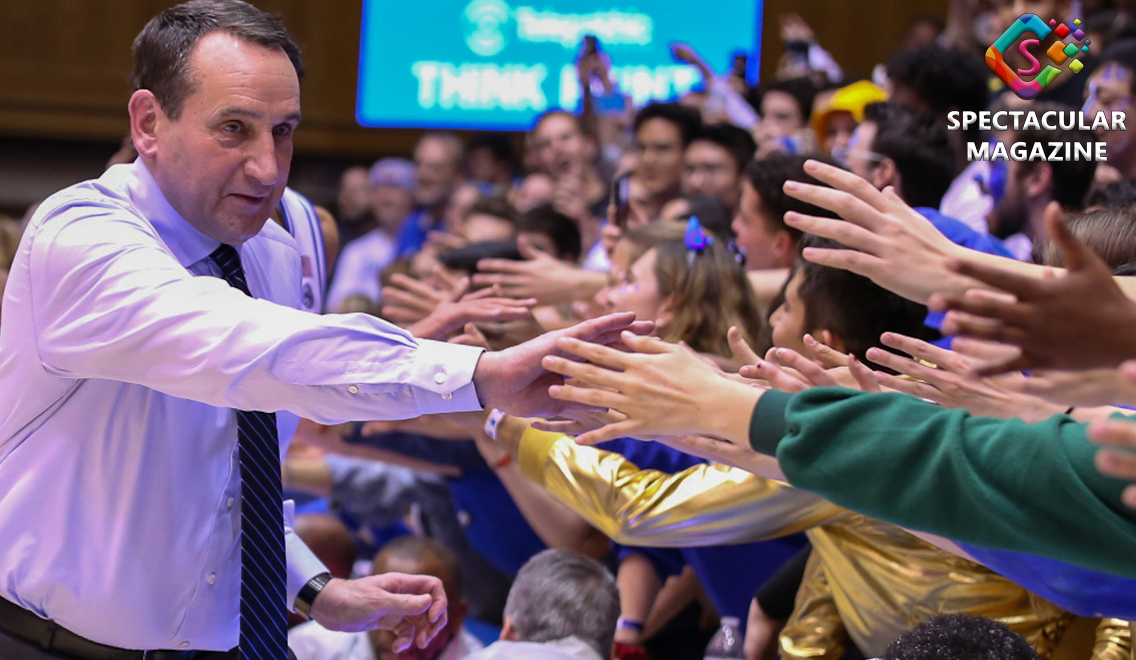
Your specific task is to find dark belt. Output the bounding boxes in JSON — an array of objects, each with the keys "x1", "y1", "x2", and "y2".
[{"x1": 0, "y1": 596, "x2": 238, "y2": 660}]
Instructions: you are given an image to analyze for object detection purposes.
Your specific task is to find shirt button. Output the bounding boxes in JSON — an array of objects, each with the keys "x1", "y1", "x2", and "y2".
[
  {"x1": 226, "y1": 497, "x2": 234, "y2": 510},
  {"x1": 348, "y1": 385, "x2": 359, "y2": 395},
  {"x1": 442, "y1": 393, "x2": 453, "y2": 401},
  {"x1": 179, "y1": 642, "x2": 190, "y2": 649},
  {"x1": 434, "y1": 372, "x2": 446, "y2": 384},
  {"x1": 206, "y1": 573, "x2": 216, "y2": 585}
]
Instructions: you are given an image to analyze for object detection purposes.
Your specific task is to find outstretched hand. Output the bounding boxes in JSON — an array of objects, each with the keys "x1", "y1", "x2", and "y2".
[
  {"x1": 729, "y1": 328, "x2": 875, "y2": 393},
  {"x1": 310, "y1": 573, "x2": 448, "y2": 652},
  {"x1": 1088, "y1": 416, "x2": 1136, "y2": 510},
  {"x1": 473, "y1": 235, "x2": 606, "y2": 305},
  {"x1": 931, "y1": 210, "x2": 1136, "y2": 374},
  {"x1": 864, "y1": 333, "x2": 1064, "y2": 422},
  {"x1": 540, "y1": 332, "x2": 762, "y2": 445},
  {"x1": 780, "y1": 160, "x2": 972, "y2": 304},
  {"x1": 472, "y1": 312, "x2": 653, "y2": 419}
]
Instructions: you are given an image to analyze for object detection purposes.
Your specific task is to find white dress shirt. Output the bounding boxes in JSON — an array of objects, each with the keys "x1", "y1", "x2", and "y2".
[
  {"x1": 463, "y1": 636, "x2": 604, "y2": 660},
  {"x1": 0, "y1": 160, "x2": 484, "y2": 651},
  {"x1": 288, "y1": 621, "x2": 484, "y2": 660}
]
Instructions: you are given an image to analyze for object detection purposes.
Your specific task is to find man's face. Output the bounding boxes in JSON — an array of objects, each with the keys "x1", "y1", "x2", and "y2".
[
  {"x1": 635, "y1": 118, "x2": 685, "y2": 200},
  {"x1": 1086, "y1": 64, "x2": 1136, "y2": 156},
  {"x1": 337, "y1": 167, "x2": 372, "y2": 222},
  {"x1": 987, "y1": 160, "x2": 1033, "y2": 237},
  {"x1": 682, "y1": 141, "x2": 742, "y2": 210},
  {"x1": 371, "y1": 185, "x2": 414, "y2": 232},
  {"x1": 414, "y1": 138, "x2": 461, "y2": 208},
  {"x1": 822, "y1": 111, "x2": 858, "y2": 157},
  {"x1": 146, "y1": 32, "x2": 300, "y2": 244},
  {"x1": 533, "y1": 113, "x2": 590, "y2": 180},
  {"x1": 759, "y1": 91, "x2": 805, "y2": 138},
  {"x1": 769, "y1": 268, "x2": 810, "y2": 355},
  {"x1": 732, "y1": 182, "x2": 790, "y2": 270}
]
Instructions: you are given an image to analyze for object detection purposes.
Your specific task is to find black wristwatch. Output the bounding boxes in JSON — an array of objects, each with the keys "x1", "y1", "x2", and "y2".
[{"x1": 295, "y1": 572, "x2": 333, "y2": 618}]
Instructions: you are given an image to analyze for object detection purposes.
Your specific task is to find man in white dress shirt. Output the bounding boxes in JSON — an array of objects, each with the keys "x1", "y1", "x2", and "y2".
[{"x1": 0, "y1": 2, "x2": 640, "y2": 659}]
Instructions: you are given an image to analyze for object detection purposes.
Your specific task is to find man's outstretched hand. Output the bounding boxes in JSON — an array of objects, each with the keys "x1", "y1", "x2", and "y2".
[
  {"x1": 931, "y1": 210, "x2": 1136, "y2": 375},
  {"x1": 539, "y1": 332, "x2": 762, "y2": 445},
  {"x1": 472, "y1": 312, "x2": 653, "y2": 419},
  {"x1": 310, "y1": 573, "x2": 447, "y2": 653}
]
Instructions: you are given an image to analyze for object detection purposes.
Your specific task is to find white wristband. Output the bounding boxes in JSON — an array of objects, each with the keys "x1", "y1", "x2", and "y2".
[{"x1": 484, "y1": 408, "x2": 506, "y2": 441}]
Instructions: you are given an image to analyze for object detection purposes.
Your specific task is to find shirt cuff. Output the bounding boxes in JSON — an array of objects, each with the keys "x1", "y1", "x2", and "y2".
[
  {"x1": 284, "y1": 499, "x2": 331, "y2": 613},
  {"x1": 749, "y1": 390, "x2": 792, "y2": 456},
  {"x1": 518, "y1": 425, "x2": 569, "y2": 483},
  {"x1": 409, "y1": 340, "x2": 485, "y2": 415}
]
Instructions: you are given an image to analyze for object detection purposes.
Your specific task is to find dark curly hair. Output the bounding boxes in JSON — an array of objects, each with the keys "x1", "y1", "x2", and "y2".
[
  {"x1": 887, "y1": 44, "x2": 988, "y2": 115},
  {"x1": 882, "y1": 614, "x2": 1040, "y2": 660}
]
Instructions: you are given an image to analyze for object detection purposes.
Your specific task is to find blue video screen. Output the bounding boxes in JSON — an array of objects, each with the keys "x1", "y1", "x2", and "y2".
[{"x1": 357, "y1": 0, "x2": 764, "y2": 130}]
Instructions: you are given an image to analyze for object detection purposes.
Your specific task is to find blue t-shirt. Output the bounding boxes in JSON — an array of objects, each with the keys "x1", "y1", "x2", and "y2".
[
  {"x1": 599, "y1": 438, "x2": 808, "y2": 627},
  {"x1": 959, "y1": 544, "x2": 1136, "y2": 619},
  {"x1": 916, "y1": 207, "x2": 1016, "y2": 336},
  {"x1": 395, "y1": 208, "x2": 443, "y2": 259}
]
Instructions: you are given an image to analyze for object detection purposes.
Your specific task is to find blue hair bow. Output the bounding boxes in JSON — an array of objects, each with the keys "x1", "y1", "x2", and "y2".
[{"x1": 684, "y1": 216, "x2": 713, "y2": 251}]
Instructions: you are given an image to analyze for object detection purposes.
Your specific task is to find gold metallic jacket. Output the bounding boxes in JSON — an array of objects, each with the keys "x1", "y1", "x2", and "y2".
[{"x1": 516, "y1": 427, "x2": 1108, "y2": 658}]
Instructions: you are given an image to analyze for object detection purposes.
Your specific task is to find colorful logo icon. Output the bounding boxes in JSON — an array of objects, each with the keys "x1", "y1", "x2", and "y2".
[{"x1": 987, "y1": 14, "x2": 1090, "y2": 100}]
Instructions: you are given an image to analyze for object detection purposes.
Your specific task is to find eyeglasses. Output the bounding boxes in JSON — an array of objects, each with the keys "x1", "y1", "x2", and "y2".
[{"x1": 831, "y1": 145, "x2": 888, "y2": 168}]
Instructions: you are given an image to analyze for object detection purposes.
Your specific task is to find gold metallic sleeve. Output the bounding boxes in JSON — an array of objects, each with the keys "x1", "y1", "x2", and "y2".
[
  {"x1": 516, "y1": 426, "x2": 844, "y2": 547},
  {"x1": 1092, "y1": 619, "x2": 1133, "y2": 660},
  {"x1": 779, "y1": 550, "x2": 849, "y2": 660}
]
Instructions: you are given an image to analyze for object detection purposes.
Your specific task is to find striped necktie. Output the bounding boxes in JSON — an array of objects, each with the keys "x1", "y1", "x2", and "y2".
[{"x1": 210, "y1": 244, "x2": 287, "y2": 660}]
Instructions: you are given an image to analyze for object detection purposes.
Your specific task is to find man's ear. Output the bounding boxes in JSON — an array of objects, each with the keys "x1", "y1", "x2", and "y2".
[
  {"x1": 129, "y1": 89, "x2": 162, "y2": 160},
  {"x1": 873, "y1": 158, "x2": 899, "y2": 195},
  {"x1": 774, "y1": 230, "x2": 797, "y2": 269},
  {"x1": 814, "y1": 330, "x2": 845, "y2": 354},
  {"x1": 500, "y1": 616, "x2": 519, "y2": 641},
  {"x1": 1024, "y1": 162, "x2": 1054, "y2": 199}
]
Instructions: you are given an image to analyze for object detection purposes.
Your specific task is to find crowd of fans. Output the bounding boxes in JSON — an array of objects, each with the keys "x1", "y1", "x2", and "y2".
[{"x1": 5, "y1": 0, "x2": 1136, "y2": 658}]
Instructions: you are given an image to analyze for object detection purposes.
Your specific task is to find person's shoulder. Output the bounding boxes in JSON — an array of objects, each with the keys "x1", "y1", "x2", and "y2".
[{"x1": 30, "y1": 164, "x2": 143, "y2": 232}]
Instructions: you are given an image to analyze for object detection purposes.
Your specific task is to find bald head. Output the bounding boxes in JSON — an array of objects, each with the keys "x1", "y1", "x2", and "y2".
[
  {"x1": 295, "y1": 514, "x2": 356, "y2": 579},
  {"x1": 373, "y1": 536, "x2": 462, "y2": 602}
]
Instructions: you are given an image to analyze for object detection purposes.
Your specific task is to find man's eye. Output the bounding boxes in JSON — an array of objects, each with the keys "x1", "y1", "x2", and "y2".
[{"x1": 274, "y1": 125, "x2": 293, "y2": 137}]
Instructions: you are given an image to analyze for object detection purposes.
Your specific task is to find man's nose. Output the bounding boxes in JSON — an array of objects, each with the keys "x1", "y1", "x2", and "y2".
[{"x1": 245, "y1": 134, "x2": 279, "y2": 186}]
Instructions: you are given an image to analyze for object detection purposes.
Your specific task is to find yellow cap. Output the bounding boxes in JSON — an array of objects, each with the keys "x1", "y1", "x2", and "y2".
[{"x1": 810, "y1": 80, "x2": 889, "y2": 141}]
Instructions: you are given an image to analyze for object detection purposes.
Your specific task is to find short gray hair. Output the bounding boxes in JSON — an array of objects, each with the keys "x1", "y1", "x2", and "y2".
[
  {"x1": 503, "y1": 549, "x2": 619, "y2": 657},
  {"x1": 132, "y1": 0, "x2": 304, "y2": 120}
]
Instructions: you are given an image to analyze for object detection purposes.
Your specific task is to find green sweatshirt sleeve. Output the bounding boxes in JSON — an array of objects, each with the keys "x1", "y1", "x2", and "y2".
[{"x1": 747, "y1": 387, "x2": 1136, "y2": 579}]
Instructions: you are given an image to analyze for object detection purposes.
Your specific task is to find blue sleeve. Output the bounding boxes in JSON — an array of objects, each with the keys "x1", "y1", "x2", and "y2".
[
  {"x1": 346, "y1": 425, "x2": 487, "y2": 470},
  {"x1": 958, "y1": 543, "x2": 1136, "y2": 619}
]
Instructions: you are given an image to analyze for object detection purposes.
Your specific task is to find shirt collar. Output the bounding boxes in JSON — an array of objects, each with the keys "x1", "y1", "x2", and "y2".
[{"x1": 126, "y1": 158, "x2": 219, "y2": 268}]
